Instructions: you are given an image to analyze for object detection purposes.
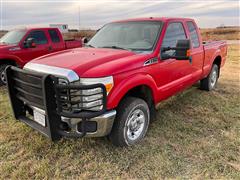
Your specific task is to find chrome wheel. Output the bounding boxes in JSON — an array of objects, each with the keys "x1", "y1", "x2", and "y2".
[
  {"x1": 0, "y1": 69, "x2": 6, "y2": 84},
  {"x1": 125, "y1": 109, "x2": 146, "y2": 141},
  {"x1": 210, "y1": 68, "x2": 217, "y2": 88},
  {"x1": 109, "y1": 97, "x2": 150, "y2": 146}
]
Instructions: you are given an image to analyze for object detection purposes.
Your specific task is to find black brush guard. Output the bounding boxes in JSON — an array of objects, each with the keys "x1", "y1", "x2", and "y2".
[{"x1": 5, "y1": 66, "x2": 107, "y2": 141}]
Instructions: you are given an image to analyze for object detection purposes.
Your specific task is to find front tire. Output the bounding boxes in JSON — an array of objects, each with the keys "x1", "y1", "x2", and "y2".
[
  {"x1": 200, "y1": 64, "x2": 219, "y2": 91},
  {"x1": 0, "y1": 64, "x2": 8, "y2": 86},
  {"x1": 109, "y1": 97, "x2": 150, "y2": 147}
]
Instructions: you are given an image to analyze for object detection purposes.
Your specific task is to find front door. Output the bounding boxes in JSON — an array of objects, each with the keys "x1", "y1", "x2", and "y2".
[
  {"x1": 16, "y1": 30, "x2": 51, "y2": 64},
  {"x1": 156, "y1": 21, "x2": 193, "y2": 100}
]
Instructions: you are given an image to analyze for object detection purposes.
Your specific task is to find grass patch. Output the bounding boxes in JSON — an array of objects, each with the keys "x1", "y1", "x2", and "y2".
[{"x1": 0, "y1": 45, "x2": 239, "y2": 179}]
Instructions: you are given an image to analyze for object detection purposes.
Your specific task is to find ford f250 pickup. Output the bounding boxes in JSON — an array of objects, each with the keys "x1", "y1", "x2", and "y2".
[
  {"x1": 0, "y1": 27, "x2": 82, "y2": 85},
  {"x1": 5, "y1": 17, "x2": 227, "y2": 146}
]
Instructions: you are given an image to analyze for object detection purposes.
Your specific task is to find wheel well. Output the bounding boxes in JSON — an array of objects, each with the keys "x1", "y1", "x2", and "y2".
[
  {"x1": 124, "y1": 85, "x2": 154, "y2": 107},
  {"x1": 213, "y1": 56, "x2": 221, "y2": 67},
  {"x1": 120, "y1": 85, "x2": 156, "y2": 120},
  {"x1": 0, "y1": 59, "x2": 17, "y2": 66},
  {"x1": 213, "y1": 56, "x2": 221, "y2": 77}
]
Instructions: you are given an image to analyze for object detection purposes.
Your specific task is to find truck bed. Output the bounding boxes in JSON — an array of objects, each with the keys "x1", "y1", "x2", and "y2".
[
  {"x1": 65, "y1": 39, "x2": 82, "y2": 49},
  {"x1": 203, "y1": 40, "x2": 226, "y2": 46},
  {"x1": 202, "y1": 40, "x2": 227, "y2": 77}
]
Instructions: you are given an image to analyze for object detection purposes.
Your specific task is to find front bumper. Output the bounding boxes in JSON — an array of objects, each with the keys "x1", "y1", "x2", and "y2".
[
  {"x1": 5, "y1": 66, "x2": 115, "y2": 141},
  {"x1": 61, "y1": 110, "x2": 116, "y2": 137}
]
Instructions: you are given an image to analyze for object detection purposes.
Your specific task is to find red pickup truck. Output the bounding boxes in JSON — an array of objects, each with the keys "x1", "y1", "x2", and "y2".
[
  {"x1": 6, "y1": 17, "x2": 227, "y2": 146},
  {"x1": 0, "y1": 27, "x2": 82, "y2": 85}
]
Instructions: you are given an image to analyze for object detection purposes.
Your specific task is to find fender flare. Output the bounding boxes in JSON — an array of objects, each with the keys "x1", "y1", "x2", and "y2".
[
  {"x1": 0, "y1": 54, "x2": 23, "y2": 67},
  {"x1": 210, "y1": 49, "x2": 221, "y2": 65},
  {"x1": 107, "y1": 73, "x2": 158, "y2": 109}
]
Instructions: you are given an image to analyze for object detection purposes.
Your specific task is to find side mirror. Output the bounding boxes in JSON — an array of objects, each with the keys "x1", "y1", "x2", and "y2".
[
  {"x1": 175, "y1": 39, "x2": 191, "y2": 60},
  {"x1": 82, "y1": 37, "x2": 88, "y2": 44},
  {"x1": 161, "y1": 39, "x2": 191, "y2": 62},
  {"x1": 24, "y1": 38, "x2": 36, "y2": 48}
]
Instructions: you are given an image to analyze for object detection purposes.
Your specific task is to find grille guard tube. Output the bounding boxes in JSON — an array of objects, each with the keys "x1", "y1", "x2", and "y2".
[
  {"x1": 54, "y1": 82, "x2": 107, "y2": 119},
  {"x1": 5, "y1": 66, "x2": 107, "y2": 141}
]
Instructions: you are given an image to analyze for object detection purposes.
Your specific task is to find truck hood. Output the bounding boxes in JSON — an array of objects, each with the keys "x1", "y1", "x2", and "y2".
[
  {"x1": 30, "y1": 47, "x2": 150, "y2": 77},
  {"x1": 0, "y1": 44, "x2": 8, "y2": 48},
  {"x1": 0, "y1": 44, "x2": 18, "y2": 51}
]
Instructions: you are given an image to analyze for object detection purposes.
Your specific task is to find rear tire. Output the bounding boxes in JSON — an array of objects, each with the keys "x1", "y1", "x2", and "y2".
[
  {"x1": 109, "y1": 97, "x2": 150, "y2": 147},
  {"x1": 200, "y1": 64, "x2": 219, "y2": 91},
  {"x1": 0, "y1": 64, "x2": 8, "y2": 86}
]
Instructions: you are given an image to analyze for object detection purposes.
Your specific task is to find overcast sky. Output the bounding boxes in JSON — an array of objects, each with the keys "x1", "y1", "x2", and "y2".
[{"x1": 1, "y1": 0, "x2": 239, "y2": 30}]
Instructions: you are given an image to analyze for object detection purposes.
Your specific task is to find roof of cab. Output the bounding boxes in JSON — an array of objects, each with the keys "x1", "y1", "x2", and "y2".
[
  {"x1": 14, "y1": 27, "x2": 59, "y2": 31},
  {"x1": 25, "y1": 27, "x2": 59, "y2": 31},
  {"x1": 113, "y1": 17, "x2": 194, "y2": 23}
]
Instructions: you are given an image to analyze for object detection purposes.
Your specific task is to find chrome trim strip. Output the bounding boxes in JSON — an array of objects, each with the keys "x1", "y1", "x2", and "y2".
[{"x1": 24, "y1": 62, "x2": 79, "y2": 82}]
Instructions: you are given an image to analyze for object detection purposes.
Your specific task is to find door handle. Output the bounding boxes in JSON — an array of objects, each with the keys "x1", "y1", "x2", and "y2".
[{"x1": 48, "y1": 46, "x2": 53, "y2": 51}]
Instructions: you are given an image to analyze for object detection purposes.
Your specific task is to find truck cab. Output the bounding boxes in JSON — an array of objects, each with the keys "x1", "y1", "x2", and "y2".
[
  {"x1": 5, "y1": 18, "x2": 227, "y2": 146},
  {"x1": 0, "y1": 27, "x2": 82, "y2": 85}
]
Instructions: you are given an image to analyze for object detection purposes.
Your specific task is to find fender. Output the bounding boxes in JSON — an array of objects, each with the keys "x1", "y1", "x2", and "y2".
[
  {"x1": 0, "y1": 54, "x2": 23, "y2": 67},
  {"x1": 107, "y1": 73, "x2": 158, "y2": 109}
]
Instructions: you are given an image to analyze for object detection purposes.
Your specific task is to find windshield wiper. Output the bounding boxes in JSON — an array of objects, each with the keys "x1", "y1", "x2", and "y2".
[{"x1": 100, "y1": 46, "x2": 131, "y2": 51}]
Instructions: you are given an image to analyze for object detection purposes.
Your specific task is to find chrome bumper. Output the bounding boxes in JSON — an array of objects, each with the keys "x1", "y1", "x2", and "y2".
[{"x1": 61, "y1": 110, "x2": 116, "y2": 137}]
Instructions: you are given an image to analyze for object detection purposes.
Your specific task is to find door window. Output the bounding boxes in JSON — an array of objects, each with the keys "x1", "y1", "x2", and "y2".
[
  {"x1": 187, "y1": 22, "x2": 200, "y2": 48},
  {"x1": 26, "y1": 31, "x2": 48, "y2": 45},
  {"x1": 162, "y1": 22, "x2": 187, "y2": 56},
  {"x1": 48, "y1": 29, "x2": 60, "y2": 43}
]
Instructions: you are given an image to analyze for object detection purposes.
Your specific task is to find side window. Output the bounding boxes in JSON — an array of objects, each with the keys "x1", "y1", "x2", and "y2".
[
  {"x1": 187, "y1": 21, "x2": 200, "y2": 48},
  {"x1": 48, "y1": 29, "x2": 60, "y2": 43},
  {"x1": 27, "y1": 31, "x2": 48, "y2": 45},
  {"x1": 162, "y1": 22, "x2": 187, "y2": 56}
]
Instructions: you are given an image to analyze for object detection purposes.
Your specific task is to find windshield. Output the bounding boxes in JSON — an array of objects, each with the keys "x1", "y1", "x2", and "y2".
[
  {"x1": 88, "y1": 21, "x2": 163, "y2": 52},
  {"x1": 0, "y1": 30, "x2": 26, "y2": 45}
]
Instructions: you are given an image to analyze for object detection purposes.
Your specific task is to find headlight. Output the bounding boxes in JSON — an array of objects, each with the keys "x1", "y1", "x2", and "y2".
[
  {"x1": 79, "y1": 76, "x2": 113, "y2": 111},
  {"x1": 80, "y1": 76, "x2": 114, "y2": 95}
]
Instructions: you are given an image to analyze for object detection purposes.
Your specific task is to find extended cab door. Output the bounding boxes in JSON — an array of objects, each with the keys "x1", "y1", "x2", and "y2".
[
  {"x1": 156, "y1": 21, "x2": 193, "y2": 99},
  {"x1": 47, "y1": 29, "x2": 65, "y2": 52},
  {"x1": 185, "y1": 21, "x2": 204, "y2": 83},
  {"x1": 17, "y1": 30, "x2": 51, "y2": 62}
]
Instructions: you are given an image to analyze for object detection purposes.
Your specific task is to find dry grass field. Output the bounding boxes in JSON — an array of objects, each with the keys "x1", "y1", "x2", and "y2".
[
  {"x1": 63, "y1": 30, "x2": 96, "y2": 39},
  {"x1": 200, "y1": 27, "x2": 240, "y2": 41},
  {"x1": 0, "y1": 43, "x2": 239, "y2": 178},
  {"x1": 0, "y1": 31, "x2": 7, "y2": 38}
]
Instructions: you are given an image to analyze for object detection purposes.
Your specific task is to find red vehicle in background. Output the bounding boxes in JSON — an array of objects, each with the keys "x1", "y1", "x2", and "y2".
[
  {"x1": 0, "y1": 27, "x2": 82, "y2": 85},
  {"x1": 6, "y1": 18, "x2": 227, "y2": 146}
]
